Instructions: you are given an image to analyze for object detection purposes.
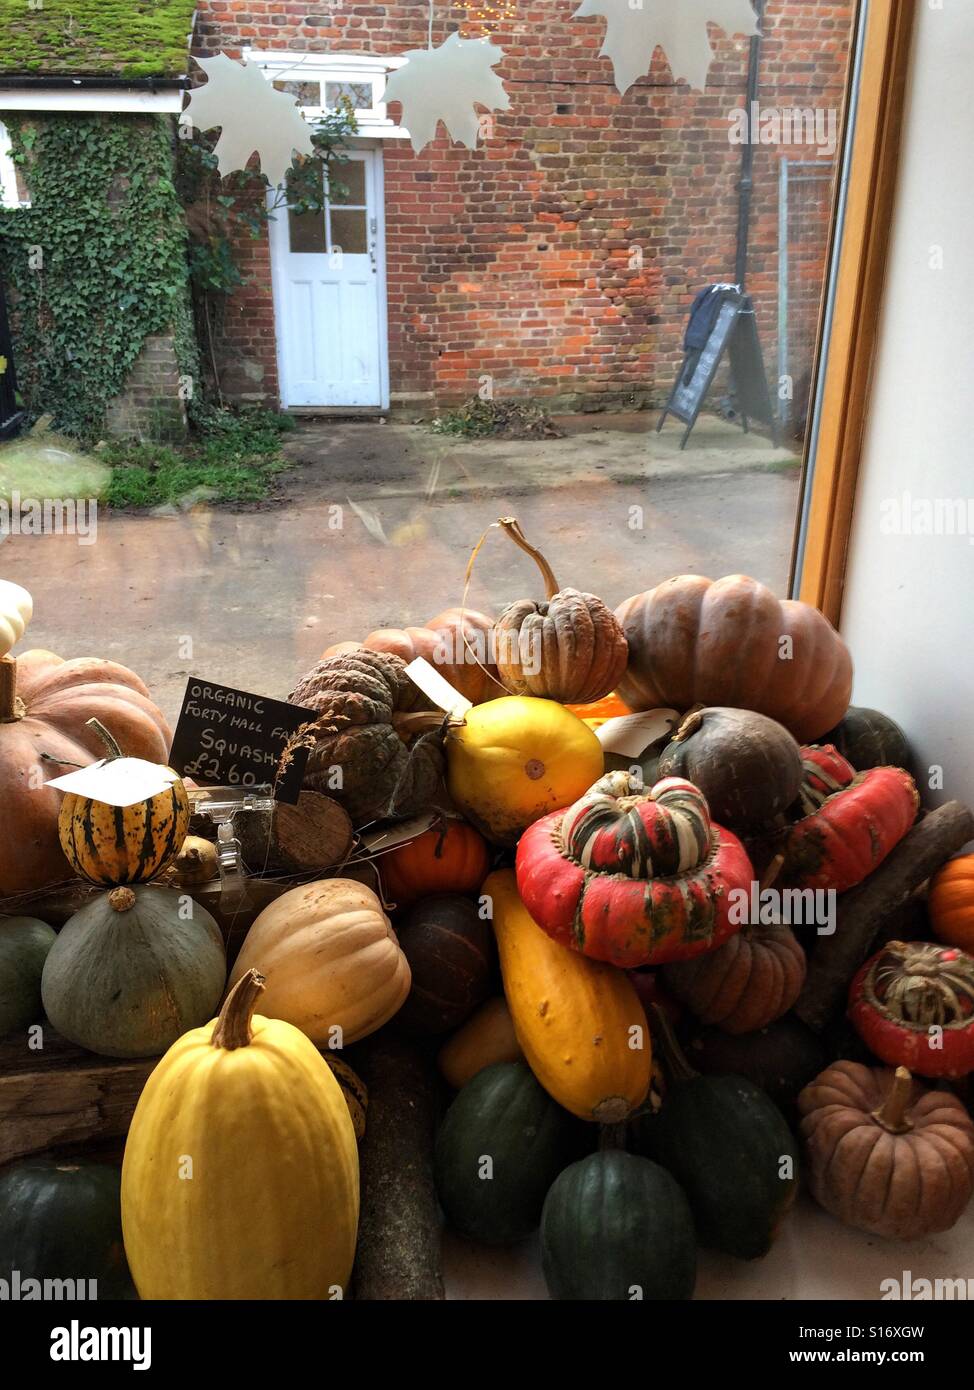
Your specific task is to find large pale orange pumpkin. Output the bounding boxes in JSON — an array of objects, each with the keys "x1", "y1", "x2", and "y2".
[
  {"x1": 321, "y1": 608, "x2": 499, "y2": 705},
  {"x1": 0, "y1": 651, "x2": 171, "y2": 897},
  {"x1": 928, "y1": 856, "x2": 974, "y2": 952}
]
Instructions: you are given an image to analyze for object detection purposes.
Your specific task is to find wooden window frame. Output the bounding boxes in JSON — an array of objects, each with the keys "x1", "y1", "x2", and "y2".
[{"x1": 790, "y1": 0, "x2": 917, "y2": 623}]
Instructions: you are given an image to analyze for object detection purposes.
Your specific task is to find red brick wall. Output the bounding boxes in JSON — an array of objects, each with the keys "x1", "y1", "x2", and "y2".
[{"x1": 193, "y1": 1, "x2": 853, "y2": 415}]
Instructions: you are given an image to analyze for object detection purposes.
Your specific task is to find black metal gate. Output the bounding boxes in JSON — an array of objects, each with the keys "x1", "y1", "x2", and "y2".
[{"x1": 0, "y1": 274, "x2": 24, "y2": 438}]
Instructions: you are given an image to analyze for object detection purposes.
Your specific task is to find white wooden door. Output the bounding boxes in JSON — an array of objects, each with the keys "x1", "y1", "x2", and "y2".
[{"x1": 270, "y1": 149, "x2": 386, "y2": 408}]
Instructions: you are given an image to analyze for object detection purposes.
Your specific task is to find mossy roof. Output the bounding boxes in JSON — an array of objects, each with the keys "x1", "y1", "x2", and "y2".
[{"x1": 0, "y1": 1, "x2": 197, "y2": 80}]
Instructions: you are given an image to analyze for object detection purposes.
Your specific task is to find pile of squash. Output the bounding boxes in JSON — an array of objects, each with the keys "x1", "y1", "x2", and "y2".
[{"x1": 3, "y1": 537, "x2": 974, "y2": 1302}]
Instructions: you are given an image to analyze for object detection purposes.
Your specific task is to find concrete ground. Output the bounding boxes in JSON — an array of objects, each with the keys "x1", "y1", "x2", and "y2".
[{"x1": 0, "y1": 414, "x2": 800, "y2": 726}]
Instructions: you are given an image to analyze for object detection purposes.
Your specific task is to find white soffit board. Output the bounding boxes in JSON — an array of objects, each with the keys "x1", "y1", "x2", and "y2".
[{"x1": 0, "y1": 88, "x2": 185, "y2": 113}]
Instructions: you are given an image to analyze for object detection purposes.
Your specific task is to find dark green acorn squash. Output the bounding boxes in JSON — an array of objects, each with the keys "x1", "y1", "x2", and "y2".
[
  {"x1": 434, "y1": 1061, "x2": 589, "y2": 1244},
  {"x1": 821, "y1": 705, "x2": 912, "y2": 773},
  {"x1": 541, "y1": 1150, "x2": 696, "y2": 1301},
  {"x1": 684, "y1": 1015, "x2": 826, "y2": 1120},
  {"x1": 0, "y1": 916, "x2": 56, "y2": 1039},
  {"x1": 0, "y1": 1157, "x2": 136, "y2": 1299},
  {"x1": 637, "y1": 1007, "x2": 799, "y2": 1259}
]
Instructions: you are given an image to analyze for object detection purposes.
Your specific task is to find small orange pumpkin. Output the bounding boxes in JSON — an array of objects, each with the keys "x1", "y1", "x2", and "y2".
[
  {"x1": 928, "y1": 855, "x2": 974, "y2": 952},
  {"x1": 567, "y1": 692, "x2": 633, "y2": 725},
  {"x1": 379, "y1": 818, "x2": 491, "y2": 909}
]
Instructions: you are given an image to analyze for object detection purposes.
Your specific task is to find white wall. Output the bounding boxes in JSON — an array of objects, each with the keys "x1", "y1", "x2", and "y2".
[{"x1": 839, "y1": 0, "x2": 974, "y2": 809}]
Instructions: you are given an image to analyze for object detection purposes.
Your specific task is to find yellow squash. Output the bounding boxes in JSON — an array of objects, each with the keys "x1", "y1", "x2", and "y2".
[
  {"x1": 437, "y1": 995, "x2": 524, "y2": 1090},
  {"x1": 486, "y1": 869, "x2": 651, "y2": 1122},
  {"x1": 121, "y1": 970, "x2": 359, "y2": 1300},
  {"x1": 446, "y1": 696, "x2": 603, "y2": 846}
]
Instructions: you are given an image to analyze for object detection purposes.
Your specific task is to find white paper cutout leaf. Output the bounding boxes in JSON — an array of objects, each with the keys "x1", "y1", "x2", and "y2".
[
  {"x1": 46, "y1": 758, "x2": 180, "y2": 809},
  {"x1": 575, "y1": 0, "x2": 759, "y2": 95},
  {"x1": 184, "y1": 53, "x2": 316, "y2": 186},
  {"x1": 384, "y1": 32, "x2": 510, "y2": 154}
]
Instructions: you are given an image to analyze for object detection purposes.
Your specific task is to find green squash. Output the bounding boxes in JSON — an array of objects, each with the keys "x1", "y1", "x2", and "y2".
[
  {"x1": 541, "y1": 1151, "x2": 696, "y2": 1301},
  {"x1": 637, "y1": 1007, "x2": 799, "y2": 1259},
  {"x1": 0, "y1": 916, "x2": 56, "y2": 1039},
  {"x1": 822, "y1": 705, "x2": 912, "y2": 773},
  {"x1": 434, "y1": 1061, "x2": 589, "y2": 1244},
  {"x1": 0, "y1": 1157, "x2": 135, "y2": 1300},
  {"x1": 41, "y1": 885, "x2": 226, "y2": 1059}
]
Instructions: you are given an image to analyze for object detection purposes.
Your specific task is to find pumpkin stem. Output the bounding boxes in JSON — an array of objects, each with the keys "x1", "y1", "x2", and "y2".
[
  {"x1": 391, "y1": 710, "x2": 451, "y2": 741},
  {"x1": 497, "y1": 517, "x2": 561, "y2": 600},
  {"x1": 598, "y1": 1121, "x2": 628, "y2": 1151},
  {"x1": 212, "y1": 969, "x2": 266, "y2": 1050},
  {"x1": 85, "y1": 717, "x2": 124, "y2": 760},
  {"x1": 108, "y1": 886, "x2": 136, "y2": 913},
  {"x1": 672, "y1": 707, "x2": 705, "y2": 743},
  {"x1": 648, "y1": 1003, "x2": 699, "y2": 1085},
  {"x1": 872, "y1": 1065, "x2": 915, "y2": 1134},
  {"x1": 0, "y1": 655, "x2": 22, "y2": 722}
]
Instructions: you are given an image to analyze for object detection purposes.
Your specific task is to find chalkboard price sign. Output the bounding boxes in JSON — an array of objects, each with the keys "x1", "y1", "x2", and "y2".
[{"x1": 168, "y1": 678, "x2": 317, "y2": 804}]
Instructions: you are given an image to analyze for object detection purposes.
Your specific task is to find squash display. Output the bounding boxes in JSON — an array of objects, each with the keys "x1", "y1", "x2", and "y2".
[
  {"x1": 928, "y1": 855, "x2": 974, "y2": 952},
  {"x1": 487, "y1": 868, "x2": 651, "y2": 1122},
  {"x1": 41, "y1": 885, "x2": 226, "y2": 1058},
  {"x1": 57, "y1": 719, "x2": 190, "y2": 886},
  {"x1": 664, "y1": 920, "x2": 806, "y2": 1035},
  {"x1": 848, "y1": 940, "x2": 974, "y2": 1078},
  {"x1": 394, "y1": 893, "x2": 492, "y2": 1036},
  {"x1": 0, "y1": 1156, "x2": 135, "y2": 1300},
  {"x1": 322, "y1": 606, "x2": 499, "y2": 705},
  {"x1": 0, "y1": 915, "x2": 56, "y2": 1039},
  {"x1": 434, "y1": 1061, "x2": 589, "y2": 1244},
  {"x1": 121, "y1": 970, "x2": 359, "y2": 1299},
  {"x1": 289, "y1": 649, "x2": 444, "y2": 825},
  {"x1": 798, "y1": 1061, "x2": 974, "y2": 1239},
  {"x1": 0, "y1": 649, "x2": 172, "y2": 897},
  {"x1": 446, "y1": 695, "x2": 603, "y2": 846},
  {"x1": 491, "y1": 519, "x2": 628, "y2": 704},
  {"x1": 516, "y1": 772, "x2": 753, "y2": 967},
  {"x1": 379, "y1": 817, "x2": 490, "y2": 908},
  {"x1": 639, "y1": 1007, "x2": 799, "y2": 1259},
  {"x1": 228, "y1": 878, "x2": 410, "y2": 1045},
  {"x1": 821, "y1": 705, "x2": 912, "y2": 773},
  {"x1": 793, "y1": 743, "x2": 856, "y2": 816},
  {"x1": 615, "y1": 574, "x2": 852, "y2": 743},
  {"x1": 540, "y1": 1151, "x2": 696, "y2": 1301},
  {"x1": 658, "y1": 706, "x2": 803, "y2": 831},
  {"x1": 437, "y1": 996, "x2": 524, "y2": 1089}
]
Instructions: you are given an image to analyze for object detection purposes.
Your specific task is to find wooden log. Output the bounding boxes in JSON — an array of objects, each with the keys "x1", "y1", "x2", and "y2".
[
  {"x1": 350, "y1": 1034, "x2": 445, "y2": 1301},
  {"x1": 234, "y1": 790, "x2": 354, "y2": 875},
  {"x1": 795, "y1": 800, "x2": 974, "y2": 1032}
]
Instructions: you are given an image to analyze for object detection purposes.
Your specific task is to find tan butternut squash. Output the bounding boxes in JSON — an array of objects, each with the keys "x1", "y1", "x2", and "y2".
[{"x1": 437, "y1": 996, "x2": 524, "y2": 1090}]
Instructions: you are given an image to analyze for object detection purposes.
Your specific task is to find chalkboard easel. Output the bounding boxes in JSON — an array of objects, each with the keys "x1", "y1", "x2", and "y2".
[{"x1": 657, "y1": 289, "x2": 778, "y2": 449}]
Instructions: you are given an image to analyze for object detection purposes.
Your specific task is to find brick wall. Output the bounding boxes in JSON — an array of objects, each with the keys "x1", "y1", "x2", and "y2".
[
  {"x1": 194, "y1": 0, "x2": 853, "y2": 418},
  {"x1": 105, "y1": 331, "x2": 188, "y2": 440}
]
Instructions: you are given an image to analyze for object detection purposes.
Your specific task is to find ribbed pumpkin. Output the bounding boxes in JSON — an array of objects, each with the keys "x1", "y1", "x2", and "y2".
[
  {"x1": 0, "y1": 649, "x2": 171, "y2": 897},
  {"x1": 437, "y1": 996, "x2": 524, "y2": 1089},
  {"x1": 616, "y1": 574, "x2": 852, "y2": 743},
  {"x1": 0, "y1": 579, "x2": 32, "y2": 655},
  {"x1": 487, "y1": 868, "x2": 651, "y2": 1122},
  {"x1": 321, "y1": 606, "x2": 499, "y2": 705},
  {"x1": 848, "y1": 941, "x2": 974, "y2": 1079},
  {"x1": 491, "y1": 519, "x2": 628, "y2": 704},
  {"x1": 379, "y1": 817, "x2": 490, "y2": 908},
  {"x1": 446, "y1": 696, "x2": 603, "y2": 847},
  {"x1": 57, "y1": 719, "x2": 190, "y2": 886},
  {"x1": 121, "y1": 970, "x2": 359, "y2": 1299},
  {"x1": 41, "y1": 885, "x2": 226, "y2": 1058},
  {"x1": 516, "y1": 772, "x2": 753, "y2": 967},
  {"x1": 798, "y1": 1061, "x2": 974, "y2": 1239},
  {"x1": 929, "y1": 856, "x2": 974, "y2": 952},
  {"x1": 664, "y1": 921, "x2": 806, "y2": 1035},
  {"x1": 0, "y1": 915, "x2": 56, "y2": 1039},
  {"x1": 0, "y1": 1157, "x2": 135, "y2": 1300},
  {"x1": 228, "y1": 878, "x2": 410, "y2": 1046}
]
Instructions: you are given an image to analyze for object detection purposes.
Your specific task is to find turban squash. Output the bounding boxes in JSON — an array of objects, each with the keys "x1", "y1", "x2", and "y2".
[
  {"x1": 515, "y1": 772, "x2": 754, "y2": 968},
  {"x1": 321, "y1": 606, "x2": 499, "y2": 705},
  {"x1": 615, "y1": 574, "x2": 852, "y2": 744},
  {"x1": 0, "y1": 650, "x2": 172, "y2": 897},
  {"x1": 848, "y1": 940, "x2": 974, "y2": 1078},
  {"x1": 798, "y1": 1060, "x2": 974, "y2": 1239}
]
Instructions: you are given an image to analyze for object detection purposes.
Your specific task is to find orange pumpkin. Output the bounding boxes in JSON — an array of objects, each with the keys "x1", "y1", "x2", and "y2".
[
  {"x1": 567, "y1": 693, "x2": 633, "y2": 723},
  {"x1": 929, "y1": 856, "x2": 974, "y2": 952},
  {"x1": 322, "y1": 608, "x2": 499, "y2": 705},
  {"x1": 379, "y1": 818, "x2": 491, "y2": 909}
]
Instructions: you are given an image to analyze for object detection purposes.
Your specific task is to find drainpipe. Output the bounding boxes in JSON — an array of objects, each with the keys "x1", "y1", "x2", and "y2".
[{"x1": 734, "y1": 0, "x2": 766, "y2": 289}]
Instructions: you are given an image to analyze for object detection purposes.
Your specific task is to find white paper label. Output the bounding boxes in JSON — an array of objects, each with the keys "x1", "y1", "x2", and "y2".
[
  {"x1": 595, "y1": 709, "x2": 681, "y2": 759},
  {"x1": 404, "y1": 657, "x2": 473, "y2": 718},
  {"x1": 359, "y1": 811, "x2": 440, "y2": 854},
  {"x1": 46, "y1": 757, "x2": 179, "y2": 808}
]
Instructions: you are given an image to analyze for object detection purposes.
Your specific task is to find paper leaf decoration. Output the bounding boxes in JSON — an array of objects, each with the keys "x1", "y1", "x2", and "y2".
[
  {"x1": 0, "y1": 580, "x2": 32, "y2": 658},
  {"x1": 574, "y1": 0, "x2": 760, "y2": 94},
  {"x1": 384, "y1": 31, "x2": 510, "y2": 154},
  {"x1": 45, "y1": 758, "x2": 180, "y2": 809},
  {"x1": 184, "y1": 53, "x2": 316, "y2": 186}
]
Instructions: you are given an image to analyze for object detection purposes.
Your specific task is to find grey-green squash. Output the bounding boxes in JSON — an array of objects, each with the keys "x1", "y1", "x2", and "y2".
[
  {"x1": 41, "y1": 885, "x2": 226, "y2": 1058},
  {"x1": 0, "y1": 916, "x2": 56, "y2": 1038}
]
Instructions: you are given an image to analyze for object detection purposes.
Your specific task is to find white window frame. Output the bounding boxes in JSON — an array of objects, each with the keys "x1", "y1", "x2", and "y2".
[
  {"x1": 242, "y1": 50, "x2": 410, "y2": 138},
  {"x1": 0, "y1": 121, "x2": 30, "y2": 210}
]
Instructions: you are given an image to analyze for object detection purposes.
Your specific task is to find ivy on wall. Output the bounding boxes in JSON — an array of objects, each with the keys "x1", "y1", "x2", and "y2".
[{"x1": 0, "y1": 113, "x2": 198, "y2": 440}]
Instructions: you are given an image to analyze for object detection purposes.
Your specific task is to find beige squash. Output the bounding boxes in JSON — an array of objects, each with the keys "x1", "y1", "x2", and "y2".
[{"x1": 227, "y1": 879, "x2": 410, "y2": 1045}]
